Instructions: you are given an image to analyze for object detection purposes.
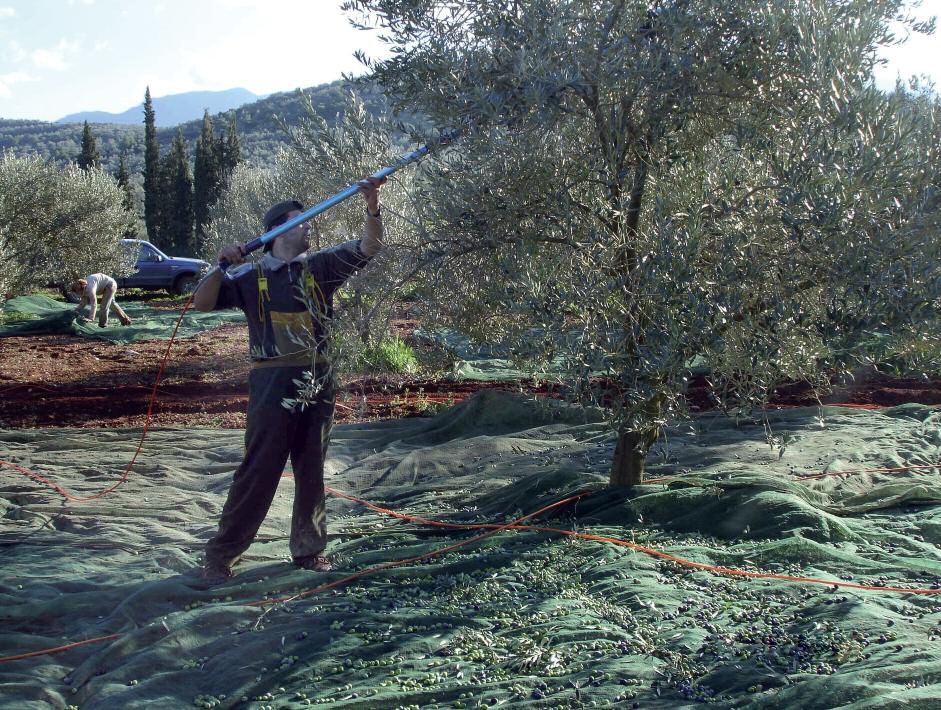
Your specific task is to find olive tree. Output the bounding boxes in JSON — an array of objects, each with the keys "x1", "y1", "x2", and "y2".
[
  {"x1": 0, "y1": 153, "x2": 134, "y2": 297},
  {"x1": 344, "y1": 0, "x2": 941, "y2": 485}
]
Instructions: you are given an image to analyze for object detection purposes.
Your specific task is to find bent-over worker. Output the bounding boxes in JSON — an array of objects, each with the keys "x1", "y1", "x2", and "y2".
[{"x1": 71, "y1": 273, "x2": 132, "y2": 328}]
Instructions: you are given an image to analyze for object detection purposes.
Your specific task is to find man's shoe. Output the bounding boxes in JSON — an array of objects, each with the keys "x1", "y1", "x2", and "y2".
[
  {"x1": 294, "y1": 555, "x2": 332, "y2": 572},
  {"x1": 201, "y1": 562, "x2": 234, "y2": 585}
]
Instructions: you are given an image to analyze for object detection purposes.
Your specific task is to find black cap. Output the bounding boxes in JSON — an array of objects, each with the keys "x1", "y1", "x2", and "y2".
[{"x1": 263, "y1": 199, "x2": 304, "y2": 230}]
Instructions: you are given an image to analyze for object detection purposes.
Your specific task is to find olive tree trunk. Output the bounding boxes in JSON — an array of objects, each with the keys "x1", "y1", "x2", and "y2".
[
  {"x1": 609, "y1": 427, "x2": 658, "y2": 487},
  {"x1": 609, "y1": 392, "x2": 664, "y2": 487}
]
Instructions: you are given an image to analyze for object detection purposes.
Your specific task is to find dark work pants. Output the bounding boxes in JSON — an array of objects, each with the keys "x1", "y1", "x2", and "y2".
[{"x1": 205, "y1": 366, "x2": 335, "y2": 568}]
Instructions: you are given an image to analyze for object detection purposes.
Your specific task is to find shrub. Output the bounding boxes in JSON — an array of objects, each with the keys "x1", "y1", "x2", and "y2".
[{"x1": 0, "y1": 153, "x2": 134, "y2": 296}]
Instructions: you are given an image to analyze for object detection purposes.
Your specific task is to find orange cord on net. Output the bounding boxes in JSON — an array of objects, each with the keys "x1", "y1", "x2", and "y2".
[
  {"x1": 325, "y1": 487, "x2": 941, "y2": 595},
  {"x1": 796, "y1": 462, "x2": 940, "y2": 480},
  {"x1": 4, "y1": 477, "x2": 941, "y2": 665},
  {"x1": 245, "y1": 490, "x2": 591, "y2": 608},
  {"x1": 0, "y1": 296, "x2": 193, "y2": 502},
  {"x1": 1, "y1": 304, "x2": 940, "y2": 663},
  {"x1": 0, "y1": 634, "x2": 122, "y2": 663}
]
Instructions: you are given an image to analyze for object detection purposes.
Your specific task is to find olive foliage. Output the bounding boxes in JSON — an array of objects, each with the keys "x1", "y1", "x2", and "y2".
[
  {"x1": 0, "y1": 153, "x2": 134, "y2": 297},
  {"x1": 345, "y1": 0, "x2": 941, "y2": 485},
  {"x1": 204, "y1": 92, "x2": 419, "y2": 388}
]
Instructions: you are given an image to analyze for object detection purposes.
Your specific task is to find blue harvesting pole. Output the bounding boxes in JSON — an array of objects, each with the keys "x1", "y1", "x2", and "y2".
[{"x1": 218, "y1": 134, "x2": 454, "y2": 270}]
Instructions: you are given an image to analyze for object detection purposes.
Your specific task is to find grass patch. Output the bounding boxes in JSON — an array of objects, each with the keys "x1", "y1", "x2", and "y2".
[
  {"x1": 357, "y1": 336, "x2": 420, "y2": 374},
  {"x1": 0, "y1": 309, "x2": 38, "y2": 325}
]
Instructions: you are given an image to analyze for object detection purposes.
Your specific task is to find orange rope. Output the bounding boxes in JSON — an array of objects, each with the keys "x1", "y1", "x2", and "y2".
[
  {"x1": 245, "y1": 490, "x2": 590, "y2": 607},
  {"x1": 0, "y1": 634, "x2": 121, "y2": 663},
  {"x1": 0, "y1": 297, "x2": 193, "y2": 502},
  {"x1": 796, "y1": 462, "x2": 939, "y2": 480},
  {"x1": 326, "y1": 487, "x2": 941, "y2": 595},
  {"x1": 643, "y1": 461, "x2": 940, "y2": 485},
  {"x1": 829, "y1": 403, "x2": 884, "y2": 410}
]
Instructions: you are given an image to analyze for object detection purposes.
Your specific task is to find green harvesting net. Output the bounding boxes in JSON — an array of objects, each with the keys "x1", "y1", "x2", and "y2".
[
  {"x1": 414, "y1": 328, "x2": 566, "y2": 381},
  {"x1": 2, "y1": 392, "x2": 941, "y2": 708},
  {"x1": 0, "y1": 295, "x2": 245, "y2": 343}
]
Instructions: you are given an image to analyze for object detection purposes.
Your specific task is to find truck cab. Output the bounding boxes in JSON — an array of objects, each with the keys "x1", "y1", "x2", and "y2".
[{"x1": 118, "y1": 239, "x2": 210, "y2": 295}]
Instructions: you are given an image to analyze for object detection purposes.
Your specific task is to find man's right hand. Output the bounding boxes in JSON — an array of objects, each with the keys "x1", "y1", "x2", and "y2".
[{"x1": 218, "y1": 244, "x2": 246, "y2": 268}]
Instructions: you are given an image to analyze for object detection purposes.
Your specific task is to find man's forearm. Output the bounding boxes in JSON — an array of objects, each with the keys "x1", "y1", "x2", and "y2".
[
  {"x1": 360, "y1": 209, "x2": 383, "y2": 258},
  {"x1": 192, "y1": 268, "x2": 225, "y2": 311}
]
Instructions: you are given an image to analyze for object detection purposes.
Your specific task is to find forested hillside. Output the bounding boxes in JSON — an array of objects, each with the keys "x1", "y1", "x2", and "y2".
[{"x1": 0, "y1": 80, "x2": 378, "y2": 173}]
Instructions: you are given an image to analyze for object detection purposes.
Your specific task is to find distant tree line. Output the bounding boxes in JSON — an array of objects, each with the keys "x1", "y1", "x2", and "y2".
[
  {"x1": 0, "y1": 119, "x2": 144, "y2": 173},
  {"x1": 0, "y1": 79, "x2": 396, "y2": 260},
  {"x1": 140, "y1": 87, "x2": 242, "y2": 256}
]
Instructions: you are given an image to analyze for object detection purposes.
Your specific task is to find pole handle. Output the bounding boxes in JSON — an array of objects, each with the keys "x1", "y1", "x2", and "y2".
[{"x1": 216, "y1": 132, "x2": 458, "y2": 271}]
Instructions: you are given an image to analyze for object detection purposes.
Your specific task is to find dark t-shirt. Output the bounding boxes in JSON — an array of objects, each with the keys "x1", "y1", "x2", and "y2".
[{"x1": 214, "y1": 239, "x2": 370, "y2": 365}]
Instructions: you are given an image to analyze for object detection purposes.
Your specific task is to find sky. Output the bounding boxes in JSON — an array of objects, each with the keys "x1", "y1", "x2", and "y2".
[
  {"x1": 0, "y1": 0, "x2": 391, "y2": 121},
  {"x1": 0, "y1": 0, "x2": 938, "y2": 122}
]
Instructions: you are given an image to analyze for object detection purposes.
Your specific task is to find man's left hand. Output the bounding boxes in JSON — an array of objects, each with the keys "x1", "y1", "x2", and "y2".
[{"x1": 356, "y1": 175, "x2": 386, "y2": 216}]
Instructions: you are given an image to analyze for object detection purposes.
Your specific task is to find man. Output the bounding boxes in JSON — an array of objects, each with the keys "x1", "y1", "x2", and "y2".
[
  {"x1": 192, "y1": 177, "x2": 385, "y2": 585},
  {"x1": 71, "y1": 273, "x2": 133, "y2": 328}
]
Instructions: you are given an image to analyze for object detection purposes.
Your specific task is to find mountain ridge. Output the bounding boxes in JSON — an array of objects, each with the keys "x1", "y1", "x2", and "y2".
[
  {"x1": 56, "y1": 87, "x2": 262, "y2": 127},
  {"x1": 0, "y1": 80, "x2": 364, "y2": 172}
]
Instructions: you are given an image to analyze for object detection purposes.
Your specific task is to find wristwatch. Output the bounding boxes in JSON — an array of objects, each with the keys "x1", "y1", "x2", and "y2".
[{"x1": 368, "y1": 206, "x2": 381, "y2": 218}]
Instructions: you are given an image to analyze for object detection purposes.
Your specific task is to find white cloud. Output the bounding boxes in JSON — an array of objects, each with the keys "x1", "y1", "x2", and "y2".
[
  {"x1": 32, "y1": 47, "x2": 66, "y2": 70},
  {"x1": 0, "y1": 70, "x2": 35, "y2": 98},
  {"x1": 210, "y1": 0, "x2": 267, "y2": 7},
  {"x1": 157, "y1": 6, "x2": 388, "y2": 98},
  {"x1": 31, "y1": 38, "x2": 80, "y2": 71},
  {"x1": 0, "y1": 7, "x2": 16, "y2": 19},
  {"x1": 4, "y1": 39, "x2": 27, "y2": 63}
]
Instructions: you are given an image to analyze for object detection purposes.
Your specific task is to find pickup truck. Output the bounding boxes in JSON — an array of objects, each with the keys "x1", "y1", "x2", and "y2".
[{"x1": 118, "y1": 239, "x2": 211, "y2": 295}]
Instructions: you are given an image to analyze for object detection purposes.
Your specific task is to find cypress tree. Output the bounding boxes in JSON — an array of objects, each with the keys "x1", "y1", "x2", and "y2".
[
  {"x1": 114, "y1": 149, "x2": 140, "y2": 239},
  {"x1": 142, "y1": 87, "x2": 161, "y2": 245},
  {"x1": 76, "y1": 121, "x2": 101, "y2": 171},
  {"x1": 193, "y1": 110, "x2": 220, "y2": 254},
  {"x1": 161, "y1": 128, "x2": 195, "y2": 255},
  {"x1": 115, "y1": 149, "x2": 134, "y2": 212},
  {"x1": 221, "y1": 112, "x2": 242, "y2": 179}
]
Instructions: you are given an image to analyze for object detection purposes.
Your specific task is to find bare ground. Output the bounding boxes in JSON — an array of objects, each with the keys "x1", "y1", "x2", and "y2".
[
  {"x1": 0, "y1": 322, "x2": 551, "y2": 428},
  {"x1": 1, "y1": 316, "x2": 939, "y2": 429}
]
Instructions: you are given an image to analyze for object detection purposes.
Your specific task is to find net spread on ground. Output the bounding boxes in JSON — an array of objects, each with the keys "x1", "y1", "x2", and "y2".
[
  {"x1": 2, "y1": 392, "x2": 941, "y2": 708},
  {"x1": 0, "y1": 295, "x2": 245, "y2": 343}
]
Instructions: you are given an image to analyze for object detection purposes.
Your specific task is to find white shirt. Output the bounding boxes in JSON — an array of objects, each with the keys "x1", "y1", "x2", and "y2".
[{"x1": 79, "y1": 273, "x2": 117, "y2": 307}]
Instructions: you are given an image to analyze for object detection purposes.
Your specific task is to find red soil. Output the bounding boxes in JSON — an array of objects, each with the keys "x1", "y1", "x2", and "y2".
[{"x1": 0, "y1": 321, "x2": 938, "y2": 429}]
